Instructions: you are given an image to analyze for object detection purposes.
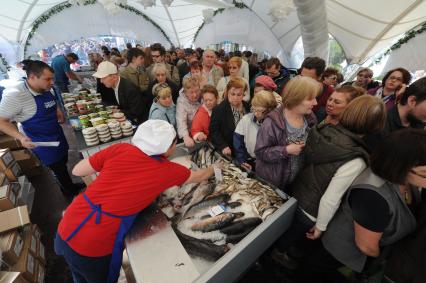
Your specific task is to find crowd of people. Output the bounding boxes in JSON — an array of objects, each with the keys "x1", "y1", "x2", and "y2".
[
  {"x1": 75, "y1": 42, "x2": 426, "y2": 282},
  {"x1": 1, "y1": 40, "x2": 425, "y2": 282}
]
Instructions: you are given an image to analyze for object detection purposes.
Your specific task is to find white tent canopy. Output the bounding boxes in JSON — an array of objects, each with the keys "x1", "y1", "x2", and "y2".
[{"x1": 1, "y1": 0, "x2": 426, "y2": 66}]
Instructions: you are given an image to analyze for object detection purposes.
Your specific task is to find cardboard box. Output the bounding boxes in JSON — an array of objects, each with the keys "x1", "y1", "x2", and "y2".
[
  {"x1": 0, "y1": 206, "x2": 30, "y2": 233},
  {"x1": 0, "y1": 136, "x2": 22, "y2": 151},
  {"x1": 16, "y1": 178, "x2": 35, "y2": 214},
  {"x1": 30, "y1": 225, "x2": 42, "y2": 241},
  {"x1": 11, "y1": 150, "x2": 42, "y2": 177},
  {"x1": 1, "y1": 172, "x2": 10, "y2": 187},
  {"x1": 3, "y1": 162, "x2": 22, "y2": 182},
  {"x1": 0, "y1": 231, "x2": 24, "y2": 266},
  {"x1": 35, "y1": 260, "x2": 45, "y2": 283},
  {"x1": 0, "y1": 272, "x2": 30, "y2": 283},
  {"x1": 12, "y1": 244, "x2": 37, "y2": 283},
  {"x1": 0, "y1": 149, "x2": 15, "y2": 171},
  {"x1": 0, "y1": 184, "x2": 17, "y2": 211},
  {"x1": 23, "y1": 230, "x2": 38, "y2": 256},
  {"x1": 36, "y1": 241, "x2": 45, "y2": 265}
]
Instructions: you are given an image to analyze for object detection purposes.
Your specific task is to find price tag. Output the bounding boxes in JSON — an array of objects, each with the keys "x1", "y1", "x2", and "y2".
[
  {"x1": 209, "y1": 204, "x2": 225, "y2": 217},
  {"x1": 214, "y1": 166, "x2": 223, "y2": 182}
]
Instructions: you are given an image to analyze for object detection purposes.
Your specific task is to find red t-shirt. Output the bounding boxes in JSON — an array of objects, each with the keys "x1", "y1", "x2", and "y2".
[{"x1": 58, "y1": 143, "x2": 190, "y2": 257}]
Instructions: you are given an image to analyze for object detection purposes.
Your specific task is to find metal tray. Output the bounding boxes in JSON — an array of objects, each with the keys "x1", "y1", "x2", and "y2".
[{"x1": 125, "y1": 144, "x2": 297, "y2": 283}]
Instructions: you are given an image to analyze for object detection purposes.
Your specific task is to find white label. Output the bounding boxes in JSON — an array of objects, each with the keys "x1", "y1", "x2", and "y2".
[
  {"x1": 27, "y1": 252, "x2": 35, "y2": 275},
  {"x1": 0, "y1": 185, "x2": 7, "y2": 198},
  {"x1": 213, "y1": 166, "x2": 223, "y2": 182},
  {"x1": 13, "y1": 235, "x2": 23, "y2": 257},
  {"x1": 37, "y1": 265, "x2": 45, "y2": 283},
  {"x1": 39, "y1": 243, "x2": 45, "y2": 259},
  {"x1": 2, "y1": 151, "x2": 13, "y2": 166},
  {"x1": 30, "y1": 234, "x2": 37, "y2": 253},
  {"x1": 209, "y1": 204, "x2": 225, "y2": 217},
  {"x1": 9, "y1": 189, "x2": 16, "y2": 205},
  {"x1": 12, "y1": 163, "x2": 20, "y2": 176}
]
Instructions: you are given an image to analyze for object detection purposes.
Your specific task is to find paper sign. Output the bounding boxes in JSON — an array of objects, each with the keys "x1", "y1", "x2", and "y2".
[
  {"x1": 32, "y1": 141, "x2": 60, "y2": 147},
  {"x1": 209, "y1": 204, "x2": 225, "y2": 217}
]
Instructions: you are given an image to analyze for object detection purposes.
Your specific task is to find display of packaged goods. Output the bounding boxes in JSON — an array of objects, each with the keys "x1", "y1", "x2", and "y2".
[
  {"x1": 12, "y1": 244, "x2": 36, "y2": 283},
  {"x1": 3, "y1": 162, "x2": 21, "y2": 182},
  {"x1": 16, "y1": 176, "x2": 35, "y2": 214},
  {"x1": 0, "y1": 184, "x2": 17, "y2": 211},
  {"x1": 0, "y1": 230, "x2": 24, "y2": 266},
  {"x1": 78, "y1": 115, "x2": 92, "y2": 129},
  {"x1": 90, "y1": 117, "x2": 105, "y2": 127},
  {"x1": 95, "y1": 105, "x2": 104, "y2": 112},
  {"x1": 88, "y1": 113, "x2": 99, "y2": 119},
  {"x1": 0, "y1": 149, "x2": 15, "y2": 171}
]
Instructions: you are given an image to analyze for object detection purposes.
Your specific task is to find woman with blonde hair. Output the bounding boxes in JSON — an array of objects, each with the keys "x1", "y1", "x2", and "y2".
[
  {"x1": 176, "y1": 76, "x2": 201, "y2": 148},
  {"x1": 234, "y1": 90, "x2": 278, "y2": 171},
  {"x1": 149, "y1": 63, "x2": 179, "y2": 105},
  {"x1": 216, "y1": 56, "x2": 250, "y2": 103},
  {"x1": 148, "y1": 83, "x2": 176, "y2": 128},
  {"x1": 272, "y1": 95, "x2": 387, "y2": 270},
  {"x1": 255, "y1": 76, "x2": 320, "y2": 191},
  {"x1": 210, "y1": 77, "x2": 250, "y2": 157}
]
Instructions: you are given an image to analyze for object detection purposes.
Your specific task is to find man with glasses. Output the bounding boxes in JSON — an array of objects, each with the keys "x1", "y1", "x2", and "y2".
[{"x1": 147, "y1": 43, "x2": 180, "y2": 86}]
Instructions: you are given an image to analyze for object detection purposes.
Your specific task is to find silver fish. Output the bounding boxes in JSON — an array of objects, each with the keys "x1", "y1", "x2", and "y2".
[
  {"x1": 182, "y1": 181, "x2": 215, "y2": 217},
  {"x1": 191, "y1": 213, "x2": 235, "y2": 232}
]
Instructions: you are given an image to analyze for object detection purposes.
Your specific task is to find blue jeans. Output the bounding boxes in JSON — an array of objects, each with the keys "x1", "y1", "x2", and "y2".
[{"x1": 54, "y1": 233, "x2": 111, "y2": 283}]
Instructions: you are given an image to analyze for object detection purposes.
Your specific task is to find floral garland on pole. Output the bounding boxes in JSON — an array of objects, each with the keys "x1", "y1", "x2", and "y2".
[
  {"x1": 374, "y1": 21, "x2": 426, "y2": 65},
  {"x1": 193, "y1": 1, "x2": 248, "y2": 42},
  {"x1": 24, "y1": 0, "x2": 172, "y2": 57}
]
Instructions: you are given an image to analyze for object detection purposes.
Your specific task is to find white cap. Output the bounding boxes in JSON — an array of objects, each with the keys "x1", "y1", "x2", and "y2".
[
  {"x1": 92, "y1": 61, "x2": 118, "y2": 78},
  {"x1": 131, "y1": 120, "x2": 176, "y2": 156}
]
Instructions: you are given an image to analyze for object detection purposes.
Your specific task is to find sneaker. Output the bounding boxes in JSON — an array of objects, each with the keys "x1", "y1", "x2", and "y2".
[{"x1": 270, "y1": 248, "x2": 299, "y2": 270}]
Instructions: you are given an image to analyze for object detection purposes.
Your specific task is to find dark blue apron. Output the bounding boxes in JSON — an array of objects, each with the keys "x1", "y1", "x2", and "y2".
[
  {"x1": 21, "y1": 82, "x2": 69, "y2": 166},
  {"x1": 65, "y1": 155, "x2": 164, "y2": 283}
]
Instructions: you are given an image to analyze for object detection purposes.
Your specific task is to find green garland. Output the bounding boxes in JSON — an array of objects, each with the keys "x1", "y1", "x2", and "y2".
[
  {"x1": 374, "y1": 21, "x2": 426, "y2": 65},
  {"x1": 24, "y1": 0, "x2": 172, "y2": 56},
  {"x1": 193, "y1": 1, "x2": 248, "y2": 42}
]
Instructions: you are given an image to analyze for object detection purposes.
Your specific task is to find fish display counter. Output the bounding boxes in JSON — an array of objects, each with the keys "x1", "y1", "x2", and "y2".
[{"x1": 125, "y1": 144, "x2": 297, "y2": 283}]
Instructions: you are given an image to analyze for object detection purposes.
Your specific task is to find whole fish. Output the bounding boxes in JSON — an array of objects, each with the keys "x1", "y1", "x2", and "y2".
[
  {"x1": 220, "y1": 218, "x2": 262, "y2": 235},
  {"x1": 191, "y1": 213, "x2": 235, "y2": 232},
  {"x1": 184, "y1": 194, "x2": 230, "y2": 218},
  {"x1": 181, "y1": 181, "x2": 215, "y2": 217},
  {"x1": 173, "y1": 224, "x2": 229, "y2": 261},
  {"x1": 226, "y1": 227, "x2": 257, "y2": 244}
]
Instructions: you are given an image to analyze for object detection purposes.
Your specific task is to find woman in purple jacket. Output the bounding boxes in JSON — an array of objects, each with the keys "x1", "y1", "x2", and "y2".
[{"x1": 255, "y1": 76, "x2": 319, "y2": 193}]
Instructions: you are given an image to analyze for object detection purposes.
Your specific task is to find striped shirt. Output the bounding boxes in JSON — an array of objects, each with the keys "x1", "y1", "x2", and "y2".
[{"x1": 0, "y1": 81, "x2": 55, "y2": 122}]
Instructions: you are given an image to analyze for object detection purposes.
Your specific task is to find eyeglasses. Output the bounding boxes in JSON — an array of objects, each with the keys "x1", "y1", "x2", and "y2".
[
  {"x1": 388, "y1": 76, "x2": 403, "y2": 82},
  {"x1": 251, "y1": 107, "x2": 266, "y2": 114}
]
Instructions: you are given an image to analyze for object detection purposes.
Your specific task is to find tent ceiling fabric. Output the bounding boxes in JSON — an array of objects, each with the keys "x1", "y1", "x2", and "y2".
[{"x1": 1, "y1": 0, "x2": 426, "y2": 65}]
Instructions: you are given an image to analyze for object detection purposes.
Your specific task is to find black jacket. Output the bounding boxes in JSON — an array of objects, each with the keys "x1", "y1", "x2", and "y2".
[
  {"x1": 209, "y1": 100, "x2": 250, "y2": 155},
  {"x1": 97, "y1": 78, "x2": 117, "y2": 106},
  {"x1": 117, "y1": 77, "x2": 149, "y2": 125}
]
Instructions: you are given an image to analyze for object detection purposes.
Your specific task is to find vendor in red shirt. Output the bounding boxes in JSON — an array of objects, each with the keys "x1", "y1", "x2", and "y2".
[{"x1": 55, "y1": 120, "x2": 216, "y2": 283}]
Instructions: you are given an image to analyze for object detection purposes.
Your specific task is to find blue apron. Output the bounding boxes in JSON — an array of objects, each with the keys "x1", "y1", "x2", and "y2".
[
  {"x1": 21, "y1": 82, "x2": 69, "y2": 166},
  {"x1": 65, "y1": 193, "x2": 139, "y2": 283},
  {"x1": 64, "y1": 155, "x2": 163, "y2": 283}
]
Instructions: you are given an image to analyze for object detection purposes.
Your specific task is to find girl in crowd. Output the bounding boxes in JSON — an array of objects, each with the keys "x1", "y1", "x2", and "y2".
[
  {"x1": 216, "y1": 56, "x2": 250, "y2": 103},
  {"x1": 272, "y1": 95, "x2": 386, "y2": 268},
  {"x1": 254, "y1": 75, "x2": 283, "y2": 106},
  {"x1": 210, "y1": 77, "x2": 250, "y2": 157},
  {"x1": 296, "y1": 128, "x2": 425, "y2": 282},
  {"x1": 321, "y1": 67, "x2": 339, "y2": 87},
  {"x1": 183, "y1": 61, "x2": 208, "y2": 89},
  {"x1": 119, "y1": 48, "x2": 150, "y2": 93},
  {"x1": 255, "y1": 76, "x2": 319, "y2": 192},
  {"x1": 322, "y1": 85, "x2": 365, "y2": 125},
  {"x1": 176, "y1": 77, "x2": 201, "y2": 148},
  {"x1": 368, "y1": 67, "x2": 411, "y2": 110},
  {"x1": 149, "y1": 63, "x2": 179, "y2": 104},
  {"x1": 234, "y1": 90, "x2": 277, "y2": 171},
  {"x1": 191, "y1": 85, "x2": 218, "y2": 142},
  {"x1": 148, "y1": 83, "x2": 176, "y2": 128}
]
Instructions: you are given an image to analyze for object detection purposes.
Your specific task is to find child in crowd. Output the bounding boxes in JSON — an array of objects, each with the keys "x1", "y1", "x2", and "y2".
[
  {"x1": 148, "y1": 83, "x2": 176, "y2": 128},
  {"x1": 191, "y1": 85, "x2": 218, "y2": 142},
  {"x1": 234, "y1": 90, "x2": 278, "y2": 171}
]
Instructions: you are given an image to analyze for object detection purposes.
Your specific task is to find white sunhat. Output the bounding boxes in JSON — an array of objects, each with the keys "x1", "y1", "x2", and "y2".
[
  {"x1": 92, "y1": 61, "x2": 118, "y2": 78},
  {"x1": 131, "y1": 120, "x2": 176, "y2": 156}
]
